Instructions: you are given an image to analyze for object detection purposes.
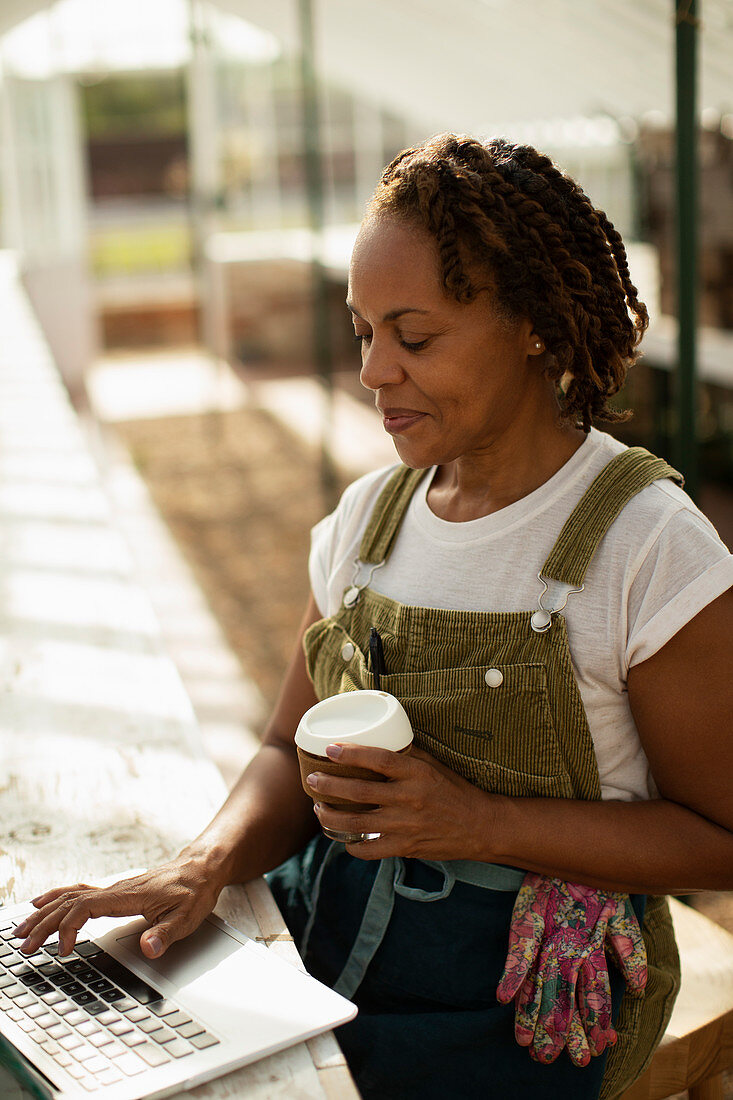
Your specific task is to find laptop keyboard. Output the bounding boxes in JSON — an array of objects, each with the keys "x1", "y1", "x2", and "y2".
[{"x1": 0, "y1": 918, "x2": 220, "y2": 1092}]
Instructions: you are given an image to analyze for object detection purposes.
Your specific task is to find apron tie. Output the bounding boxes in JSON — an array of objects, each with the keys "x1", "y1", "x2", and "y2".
[{"x1": 328, "y1": 855, "x2": 525, "y2": 1000}]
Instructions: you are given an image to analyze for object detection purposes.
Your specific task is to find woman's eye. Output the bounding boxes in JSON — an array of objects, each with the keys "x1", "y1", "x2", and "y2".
[
  {"x1": 400, "y1": 337, "x2": 429, "y2": 352},
  {"x1": 353, "y1": 333, "x2": 372, "y2": 346}
]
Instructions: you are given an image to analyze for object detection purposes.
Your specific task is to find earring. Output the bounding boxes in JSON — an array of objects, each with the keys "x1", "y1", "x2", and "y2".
[{"x1": 533, "y1": 339, "x2": 544, "y2": 352}]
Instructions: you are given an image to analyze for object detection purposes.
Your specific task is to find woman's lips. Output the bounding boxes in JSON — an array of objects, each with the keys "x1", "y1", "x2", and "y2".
[{"x1": 380, "y1": 409, "x2": 427, "y2": 434}]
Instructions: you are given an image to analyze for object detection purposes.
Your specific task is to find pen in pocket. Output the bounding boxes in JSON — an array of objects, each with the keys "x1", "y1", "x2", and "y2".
[{"x1": 369, "y1": 627, "x2": 388, "y2": 690}]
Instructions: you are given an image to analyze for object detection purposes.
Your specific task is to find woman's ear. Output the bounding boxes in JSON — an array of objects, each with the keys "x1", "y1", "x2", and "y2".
[{"x1": 528, "y1": 334, "x2": 545, "y2": 356}]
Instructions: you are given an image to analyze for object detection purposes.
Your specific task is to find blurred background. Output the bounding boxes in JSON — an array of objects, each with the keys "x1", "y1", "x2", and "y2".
[{"x1": 0, "y1": 0, "x2": 731, "y2": 764}]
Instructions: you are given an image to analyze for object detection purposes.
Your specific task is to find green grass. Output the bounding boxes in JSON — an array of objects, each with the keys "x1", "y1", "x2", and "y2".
[{"x1": 90, "y1": 223, "x2": 191, "y2": 277}]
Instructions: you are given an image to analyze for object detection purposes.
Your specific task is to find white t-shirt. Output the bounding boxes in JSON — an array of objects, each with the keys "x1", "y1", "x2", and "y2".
[{"x1": 309, "y1": 428, "x2": 733, "y2": 803}]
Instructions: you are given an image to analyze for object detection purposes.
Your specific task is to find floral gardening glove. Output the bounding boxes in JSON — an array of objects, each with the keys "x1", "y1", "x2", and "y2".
[{"x1": 496, "y1": 874, "x2": 647, "y2": 1067}]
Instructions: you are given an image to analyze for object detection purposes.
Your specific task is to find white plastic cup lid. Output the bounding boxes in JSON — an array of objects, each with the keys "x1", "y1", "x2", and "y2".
[{"x1": 295, "y1": 690, "x2": 413, "y2": 757}]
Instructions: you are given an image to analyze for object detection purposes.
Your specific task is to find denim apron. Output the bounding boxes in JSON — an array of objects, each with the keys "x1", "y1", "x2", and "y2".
[{"x1": 268, "y1": 448, "x2": 682, "y2": 1100}]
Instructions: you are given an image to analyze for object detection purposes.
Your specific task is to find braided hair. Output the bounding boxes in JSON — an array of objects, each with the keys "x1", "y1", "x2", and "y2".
[{"x1": 367, "y1": 134, "x2": 647, "y2": 431}]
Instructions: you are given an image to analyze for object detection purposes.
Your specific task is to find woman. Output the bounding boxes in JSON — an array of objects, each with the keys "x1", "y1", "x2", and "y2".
[{"x1": 16, "y1": 135, "x2": 733, "y2": 1100}]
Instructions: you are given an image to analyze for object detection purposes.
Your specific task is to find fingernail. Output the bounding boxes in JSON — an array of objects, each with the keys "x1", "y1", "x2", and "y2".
[
  {"x1": 326, "y1": 744, "x2": 342, "y2": 760},
  {"x1": 307, "y1": 773, "x2": 318, "y2": 789},
  {"x1": 21, "y1": 938, "x2": 33, "y2": 953},
  {"x1": 14, "y1": 921, "x2": 27, "y2": 936},
  {"x1": 146, "y1": 936, "x2": 162, "y2": 957},
  {"x1": 313, "y1": 803, "x2": 322, "y2": 815}
]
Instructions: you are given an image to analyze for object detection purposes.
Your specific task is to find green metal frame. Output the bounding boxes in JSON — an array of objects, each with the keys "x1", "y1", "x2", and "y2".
[{"x1": 674, "y1": 0, "x2": 699, "y2": 498}]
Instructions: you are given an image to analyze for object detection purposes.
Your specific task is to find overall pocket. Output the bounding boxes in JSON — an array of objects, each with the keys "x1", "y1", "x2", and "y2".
[
  {"x1": 304, "y1": 616, "x2": 574, "y2": 798},
  {"x1": 380, "y1": 663, "x2": 574, "y2": 799}
]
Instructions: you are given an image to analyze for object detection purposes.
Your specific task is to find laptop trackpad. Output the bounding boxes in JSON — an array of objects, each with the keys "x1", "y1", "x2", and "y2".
[{"x1": 117, "y1": 919, "x2": 240, "y2": 989}]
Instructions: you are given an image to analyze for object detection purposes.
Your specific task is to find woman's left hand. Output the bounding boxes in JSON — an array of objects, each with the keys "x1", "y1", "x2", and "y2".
[{"x1": 309, "y1": 743, "x2": 495, "y2": 861}]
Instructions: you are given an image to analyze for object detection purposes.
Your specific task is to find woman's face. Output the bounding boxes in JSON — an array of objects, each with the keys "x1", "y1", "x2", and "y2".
[{"x1": 347, "y1": 215, "x2": 551, "y2": 470}]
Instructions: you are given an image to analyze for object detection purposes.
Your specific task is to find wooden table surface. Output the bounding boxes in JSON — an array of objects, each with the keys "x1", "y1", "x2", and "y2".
[{"x1": 0, "y1": 253, "x2": 359, "y2": 1099}]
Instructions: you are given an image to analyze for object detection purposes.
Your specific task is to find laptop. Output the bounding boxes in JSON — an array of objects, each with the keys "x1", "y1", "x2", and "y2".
[{"x1": 0, "y1": 891, "x2": 357, "y2": 1099}]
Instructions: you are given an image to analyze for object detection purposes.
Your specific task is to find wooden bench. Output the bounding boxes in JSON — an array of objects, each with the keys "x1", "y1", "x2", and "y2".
[{"x1": 620, "y1": 898, "x2": 733, "y2": 1100}]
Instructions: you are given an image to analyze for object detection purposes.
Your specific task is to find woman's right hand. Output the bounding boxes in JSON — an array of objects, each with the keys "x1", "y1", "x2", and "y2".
[{"x1": 13, "y1": 849, "x2": 225, "y2": 960}]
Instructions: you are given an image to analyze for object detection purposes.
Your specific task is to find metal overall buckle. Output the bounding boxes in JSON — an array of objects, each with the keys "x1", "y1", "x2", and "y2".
[
  {"x1": 343, "y1": 558, "x2": 385, "y2": 608},
  {"x1": 531, "y1": 574, "x2": 584, "y2": 633}
]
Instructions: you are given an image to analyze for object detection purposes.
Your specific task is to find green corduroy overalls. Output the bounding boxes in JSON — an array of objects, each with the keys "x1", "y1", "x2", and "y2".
[{"x1": 300, "y1": 447, "x2": 682, "y2": 1099}]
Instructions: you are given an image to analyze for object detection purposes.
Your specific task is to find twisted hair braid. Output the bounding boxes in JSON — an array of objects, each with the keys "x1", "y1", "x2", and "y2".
[{"x1": 368, "y1": 134, "x2": 646, "y2": 430}]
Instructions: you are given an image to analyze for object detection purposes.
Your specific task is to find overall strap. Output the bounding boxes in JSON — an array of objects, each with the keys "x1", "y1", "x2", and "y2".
[
  {"x1": 359, "y1": 466, "x2": 428, "y2": 564},
  {"x1": 541, "y1": 447, "x2": 684, "y2": 588}
]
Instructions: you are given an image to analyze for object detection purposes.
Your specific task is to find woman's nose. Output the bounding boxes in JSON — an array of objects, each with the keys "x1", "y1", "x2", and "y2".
[{"x1": 359, "y1": 340, "x2": 406, "y2": 392}]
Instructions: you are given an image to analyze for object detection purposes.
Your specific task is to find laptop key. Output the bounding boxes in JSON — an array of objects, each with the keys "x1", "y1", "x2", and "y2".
[
  {"x1": 84, "y1": 1000, "x2": 107, "y2": 1016},
  {"x1": 58, "y1": 1034, "x2": 83, "y2": 1051},
  {"x1": 37, "y1": 962, "x2": 65, "y2": 978},
  {"x1": 162, "y1": 1010, "x2": 191, "y2": 1028},
  {"x1": 121, "y1": 1031, "x2": 148, "y2": 1048},
  {"x1": 84, "y1": 1055, "x2": 110, "y2": 1074},
  {"x1": 29, "y1": 980, "x2": 54, "y2": 995},
  {"x1": 150, "y1": 1027, "x2": 176, "y2": 1044},
  {"x1": 96, "y1": 1010, "x2": 121, "y2": 1026},
  {"x1": 40, "y1": 990, "x2": 64, "y2": 1005},
  {"x1": 57, "y1": 980, "x2": 85, "y2": 996},
  {"x1": 72, "y1": 942, "x2": 101, "y2": 958},
  {"x1": 88, "y1": 1031, "x2": 114, "y2": 1048},
  {"x1": 54, "y1": 999, "x2": 78, "y2": 1016},
  {"x1": 76, "y1": 968, "x2": 99, "y2": 984},
  {"x1": 13, "y1": 993, "x2": 37, "y2": 1009},
  {"x1": 74, "y1": 1045, "x2": 100, "y2": 1063},
  {"x1": 47, "y1": 1023, "x2": 71, "y2": 1040},
  {"x1": 88, "y1": 979, "x2": 114, "y2": 993},
  {"x1": 49, "y1": 976, "x2": 76, "y2": 992},
  {"x1": 64, "y1": 959, "x2": 90, "y2": 975},
  {"x1": 115, "y1": 1051, "x2": 146, "y2": 1076},
  {"x1": 20, "y1": 973, "x2": 46, "y2": 988},
  {"x1": 125, "y1": 1007, "x2": 150, "y2": 1023},
  {"x1": 138, "y1": 1017, "x2": 164, "y2": 1033},
  {"x1": 190, "y1": 1032, "x2": 219, "y2": 1050},
  {"x1": 26, "y1": 1002, "x2": 48, "y2": 1019},
  {"x1": 108, "y1": 1019, "x2": 134, "y2": 1036},
  {"x1": 64, "y1": 1009, "x2": 88, "y2": 1027},
  {"x1": 9, "y1": 962, "x2": 35, "y2": 978},
  {"x1": 72, "y1": 991, "x2": 99, "y2": 1006},
  {"x1": 163, "y1": 1038, "x2": 194, "y2": 1058},
  {"x1": 96, "y1": 1066, "x2": 123, "y2": 1084},
  {"x1": 100, "y1": 988, "x2": 126, "y2": 1002},
  {"x1": 176, "y1": 1021, "x2": 204, "y2": 1039},
  {"x1": 33, "y1": 1012, "x2": 58, "y2": 1029},
  {"x1": 137, "y1": 1042, "x2": 171, "y2": 1067},
  {"x1": 148, "y1": 999, "x2": 178, "y2": 1017},
  {"x1": 52, "y1": 1051, "x2": 74, "y2": 1068},
  {"x1": 77, "y1": 1020, "x2": 100, "y2": 1036}
]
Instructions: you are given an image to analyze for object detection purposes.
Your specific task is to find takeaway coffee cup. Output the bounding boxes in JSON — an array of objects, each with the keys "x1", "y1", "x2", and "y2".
[{"x1": 295, "y1": 690, "x2": 413, "y2": 843}]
